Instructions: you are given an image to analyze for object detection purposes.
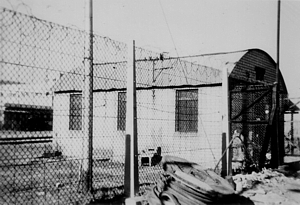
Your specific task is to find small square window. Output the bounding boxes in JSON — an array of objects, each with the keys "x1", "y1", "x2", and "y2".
[{"x1": 255, "y1": 67, "x2": 265, "y2": 81}]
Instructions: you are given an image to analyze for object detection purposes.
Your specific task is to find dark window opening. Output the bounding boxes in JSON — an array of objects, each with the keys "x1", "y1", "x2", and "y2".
[{"x1": 255, "y1": 67, "x2": 265, "y2": 81}]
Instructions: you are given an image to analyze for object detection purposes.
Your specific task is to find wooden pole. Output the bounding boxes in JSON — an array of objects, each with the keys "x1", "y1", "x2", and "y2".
[
  {"x1": 87, "y1": 0, "x2": 94, "y2": 191},
  {"x1": 82, "y1": 0, "x2": 93, "y2": 192},
  {"x1": 271, "y1": 0, "x2": 281, "y2": 168}
]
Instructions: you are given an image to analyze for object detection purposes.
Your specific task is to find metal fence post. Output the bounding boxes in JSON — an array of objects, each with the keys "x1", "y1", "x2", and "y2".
[
  {"x1": 221, "y1": 66, "x2": 231, "y2": 177},
  {"x1": 124, "y1": 40, "x2": 139, "y2": 200}
]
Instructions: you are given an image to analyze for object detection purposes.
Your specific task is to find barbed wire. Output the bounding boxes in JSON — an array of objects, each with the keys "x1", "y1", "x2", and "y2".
[{"x1": 1, "y1": 7, "x2": 227, "y2": 95}]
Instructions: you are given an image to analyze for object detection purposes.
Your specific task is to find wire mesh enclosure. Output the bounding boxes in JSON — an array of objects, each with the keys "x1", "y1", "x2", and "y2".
[
  {"x1": 229, "y1": 85, "x2": 273, "y2": 171},
  {"x1": 229, "y1": 84, "x2": 288, "y2": 172},
  {"x1": 1, "y1": 8, "x2": 225, "y2": 204}
]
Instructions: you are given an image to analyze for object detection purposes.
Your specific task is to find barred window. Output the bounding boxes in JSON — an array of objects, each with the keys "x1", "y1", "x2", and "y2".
[
  {"x1": 69, "y1": 94, "x2": 82, "y2": 130},
  {"x1": 175, "y1": 89, "x2": 198, "y2": 132},
  {"x1": 117, "y1": 92, "x2": 126, "y2": 131}
]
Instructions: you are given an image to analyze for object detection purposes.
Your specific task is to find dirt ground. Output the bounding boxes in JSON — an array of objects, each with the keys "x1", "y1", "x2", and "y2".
[
  {"x1": 240, "y1": 177, "x2": 300, "y2": 205},
  {"x1": 232, "y1": 157, "x2": 300, "y2": 205},
  {"x1": 90, "y1": 157, "x2": 300, "y2": 205}
]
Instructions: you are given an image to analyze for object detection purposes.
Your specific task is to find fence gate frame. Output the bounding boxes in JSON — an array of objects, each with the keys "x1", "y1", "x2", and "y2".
[{"x1": 229, "y1": 84, "x2": 274, "y2": 172}]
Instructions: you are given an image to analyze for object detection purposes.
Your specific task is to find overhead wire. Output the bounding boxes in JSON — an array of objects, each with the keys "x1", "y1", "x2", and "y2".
[
  {"x1": 158, "y1": 0, "x2": 188, "y2": 84},
  {"x1": 157, "y1": 0, "x2": 219, "y2": 165}
]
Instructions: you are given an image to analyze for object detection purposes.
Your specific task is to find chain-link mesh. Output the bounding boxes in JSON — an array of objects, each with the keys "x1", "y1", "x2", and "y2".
[
  {"x1": 1, "y1": 7, "x2": 234, "y2": 204},
  {"x1": 230, "y1": 85, "x2": 276, "y2": 172},
  {"x1": 132, "y1": 47, "x2": 224, "y2": 194},
  {"x1": 282, "y1": 93, "x2": 300, "y2": 156},
  {"x1": 285, "y1": 119, "x2": 300, "y2": 155},
  {"x1": 1, "y1": 7, "x2": 92, "y2": 205}
]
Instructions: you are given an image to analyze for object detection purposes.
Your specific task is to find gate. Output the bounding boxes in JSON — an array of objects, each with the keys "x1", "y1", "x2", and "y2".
[{"x1": 229, "y1": 85, "x2": 273, "y2": 172}]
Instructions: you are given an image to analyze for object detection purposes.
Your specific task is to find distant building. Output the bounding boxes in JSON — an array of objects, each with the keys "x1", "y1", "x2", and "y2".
[{"x1": 0, "y1": 82, "x2": 53, "y2": 131}]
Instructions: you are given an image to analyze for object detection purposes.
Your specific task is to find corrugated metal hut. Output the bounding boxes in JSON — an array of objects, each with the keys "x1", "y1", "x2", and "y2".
[{"x1": 52, "y1": 48, "x2": 289, "y2": 169}]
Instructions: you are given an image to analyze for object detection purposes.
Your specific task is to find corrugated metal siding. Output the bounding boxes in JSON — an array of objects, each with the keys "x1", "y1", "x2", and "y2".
[{"x1": 229, "y1": 49, "x2": 287, "y2": 93}]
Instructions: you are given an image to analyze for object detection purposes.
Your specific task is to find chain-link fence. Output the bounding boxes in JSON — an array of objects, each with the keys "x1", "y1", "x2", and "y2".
[
  {"x1": 229, "y1": 85, "x2": 273, "y2": 172},
  {"x1": 0, "y1": 7, "x2": 241, "y2": 204},
  {"x1": 229, "y1": 84, "x2": 290, "y2": 172},
  {"x1": 284, "y1": 116, "x2": 300, "y2": 156},
  {"x1": 0, "y1": 7, "x2": 92, "y2": 205}
]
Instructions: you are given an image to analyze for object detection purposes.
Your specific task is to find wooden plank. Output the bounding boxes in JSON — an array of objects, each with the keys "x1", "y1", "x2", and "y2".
[
  {"x1": 0, "y1": 140, "x2": 52, "y2": 145},
  {"x1": 231, "y1": 88, "x2": 272, "y2": 121},
  {"x1": 0, "y1": 136, "x2": 52, "y2": 141}
]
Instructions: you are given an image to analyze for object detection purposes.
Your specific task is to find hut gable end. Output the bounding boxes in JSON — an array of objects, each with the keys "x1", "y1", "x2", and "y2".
[{"x1": 230, "y1": 49, "x2": 276, "y2": 85}]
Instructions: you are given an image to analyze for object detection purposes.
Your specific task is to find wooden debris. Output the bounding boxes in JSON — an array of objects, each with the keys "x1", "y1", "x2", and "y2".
[
  {"x1": 231, "y1": 167, "x2": 300, "y2": 205},
  {"x1": 233, "y1": 168, "x2": 285, "y2": 190}
]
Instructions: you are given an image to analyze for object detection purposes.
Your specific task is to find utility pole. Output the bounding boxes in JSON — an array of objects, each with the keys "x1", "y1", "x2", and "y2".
[
  {"x1": 82, "y1": 0, "x2": 93, "y2": 192},
  {"x1": 271, "y1": 0, "x2": 281, "y2": 168}
]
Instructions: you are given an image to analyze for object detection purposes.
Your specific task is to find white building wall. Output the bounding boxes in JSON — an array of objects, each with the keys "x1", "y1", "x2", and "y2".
[
  {"x1": 93, "y1": 92, "x2": 125, "y2": 161},
  {"x1": 53, "y1": 86, "x2": 222, "y2": 168},
  {"x1": 158, "y1": 86, "x2": 222, "y2": 168},
  {"x1": 196, "y1": 86, "x2": 222, "y2": 167},
  {"x1": 53, "y1": 93, "x2": 84, "y2": 157}
]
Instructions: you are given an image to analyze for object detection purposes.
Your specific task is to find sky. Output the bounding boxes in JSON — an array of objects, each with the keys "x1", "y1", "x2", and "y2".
[{"x1": 1, "y1": 0, "x2": 300, "y2": 102}]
